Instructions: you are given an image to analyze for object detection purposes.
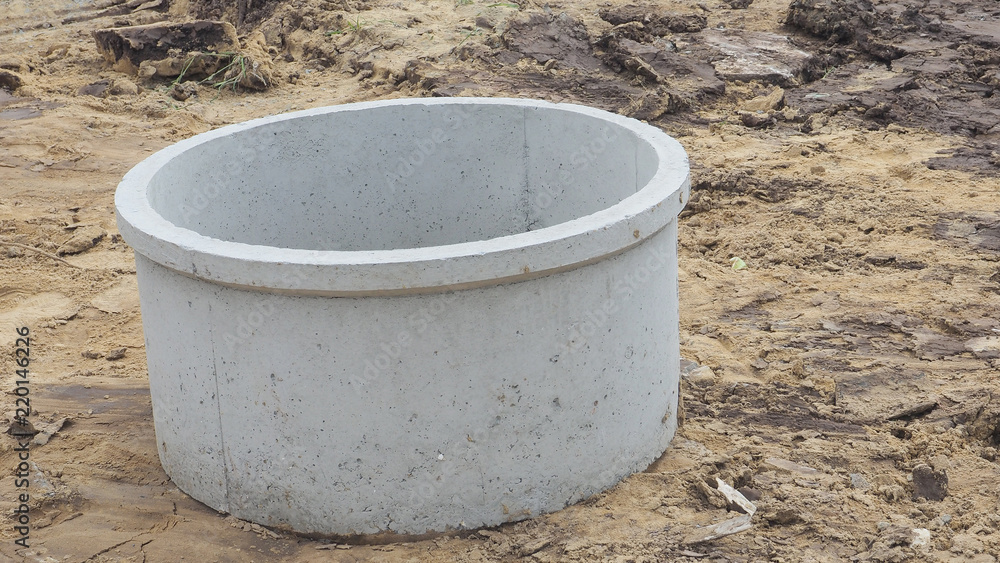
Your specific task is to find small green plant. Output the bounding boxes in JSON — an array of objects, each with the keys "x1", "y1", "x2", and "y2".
[
  {"x1": 347, "y1": 15, "x2": 365, "y2": 31},
  {"x1": 169, "y1": 56, "x2": 197, "y2": 88},
  {"x1": 201, "y1": 53, "x2": 253, "y2": 91},
  {"x1": 456, "y1": 26, "x2": 483, "y2": 47},
  {"x1": 456, "y1": 0, "x2": 473, "y2": 5},
  {"x1": 326, "y1": 14, "x2": 367, "y2": 35},
  {"x1": 162, "y1": 52, "x2": 233, "y2": 96}
]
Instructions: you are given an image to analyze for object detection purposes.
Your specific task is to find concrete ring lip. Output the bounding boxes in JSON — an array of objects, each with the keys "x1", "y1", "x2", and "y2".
[{"x1": 115, "y1": 97, "x2": 690, "y2": 296}]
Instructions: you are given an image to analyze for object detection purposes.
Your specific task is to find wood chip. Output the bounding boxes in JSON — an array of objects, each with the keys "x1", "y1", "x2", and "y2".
[
  {"x1": 0, "y1": 240, "x2": 84, "y2": 269},
  {"x1": 763, "y1": 457, "x2": 819, "y2": 475},
  {"x1": 886, "y1": 400, "x2": 938, "y2": 421},
  {"x1": 715, "y1": 478, "x2": 757, "y2": 516},
  {"x1": 684, "y1": 514, "x2": 753, "y2": 544}
]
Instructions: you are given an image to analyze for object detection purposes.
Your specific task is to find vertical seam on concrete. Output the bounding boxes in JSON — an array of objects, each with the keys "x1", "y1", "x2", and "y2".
[
  {"x1": 634, "y1": 139, "x2": 640, "y2": 194},
  {"x1": 522, "y1": 106, "x2": 531, "y2": 231},
  {"x1": 208, "y1": 301, "x2": 232, "y2": 512}
]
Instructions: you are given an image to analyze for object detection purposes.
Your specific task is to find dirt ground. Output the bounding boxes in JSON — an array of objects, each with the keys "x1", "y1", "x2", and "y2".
[{"x1": 1, "y1": 0, "x2": 1000, "y2": 561}]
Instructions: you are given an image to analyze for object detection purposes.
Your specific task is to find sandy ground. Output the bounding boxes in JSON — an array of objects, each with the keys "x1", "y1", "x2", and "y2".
[{"x1": 1, "y1": 0, "x2": 1000, "y2": 561}]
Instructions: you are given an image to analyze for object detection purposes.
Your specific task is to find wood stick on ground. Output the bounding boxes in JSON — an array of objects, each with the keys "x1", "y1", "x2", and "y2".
[{"x1": 0, "y1": 241, "x2": 84, "y2": 269}]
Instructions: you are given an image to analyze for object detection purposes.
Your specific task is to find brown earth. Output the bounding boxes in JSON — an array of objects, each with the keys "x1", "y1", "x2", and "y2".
[{"x1": 1, "y1": 0, "x2": 1000, "y2": 561}]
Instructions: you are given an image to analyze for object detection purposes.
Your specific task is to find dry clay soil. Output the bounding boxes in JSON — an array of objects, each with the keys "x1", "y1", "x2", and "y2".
[{"x1": 2, "y1": 0, "x2": 1000, "y2": 561}]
